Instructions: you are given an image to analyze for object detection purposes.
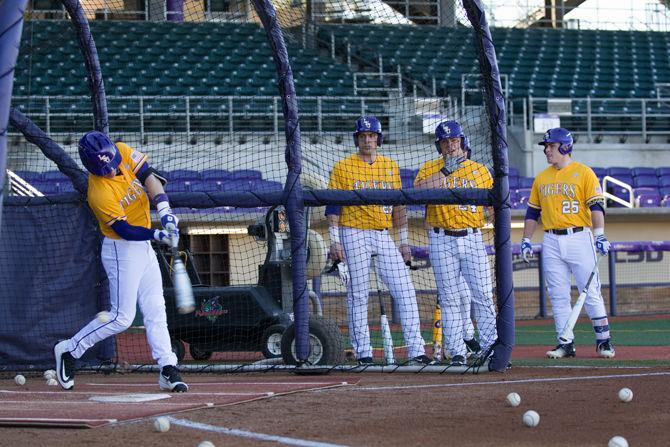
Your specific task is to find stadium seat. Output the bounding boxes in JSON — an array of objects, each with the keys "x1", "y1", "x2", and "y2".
[
  {"x1": 168, "y1": 169, "x2": 201, "y2": 181},
  {"x1": 632, "y1": 175, "x2": 659, "y2": 188},
  {"x1": 12, "y1": 170, "x2": 42, "y2": 183},
  {"x1": 165, "y1": 181, "x2": 198, "y2": 193},
  {"x1": 518, "y1": 177, "x2": 534, "y2": 189},
  {"x1": 591, "y1": 167, "x2": 606, "y2": 178},
  {"x1": 636, "y1": 193, "x2": 661, "y2": 208},
  {"x1": 606, "y1": 167, "x2": 631, "y2": 177},
  {"x1": 631, "y1": 167, "x2": 656, "y2": 177},
  {"x1": 253, "y1": 180, "x2": 283, "y2": 191},
  {"x1": 228, "y1": 169, "x2": 263, "y2": 180},
  {"x1": 659, "y1": 176, "x2": 670, "y2": 188},
  {"x1": 42, "y1": 171, "x2": 69, "y2": 182},
  {"x1": 656, "y1": 167, "x2": 670, "y2": 177},
  {"x1": 201, "y1": 169, "x2": 231, "y2": 181}
]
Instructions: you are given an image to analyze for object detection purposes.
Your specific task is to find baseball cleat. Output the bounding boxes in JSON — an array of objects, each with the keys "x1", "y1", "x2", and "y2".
[
  {"x1": 546, "y1": 342, "x2": 576, "y2": 358},
  {"x1": 449, "y1": 355, "x2": 466, "y2": 366},
  {"x1": 409, "y1": 355, "x2": 433, "y2": 366},
  {"x1": 159, "y1": 365, "x2": 188, "y2": 392},
  {"x1": 54, "y1": 340, "x2": 75, "y2": 390},
  {"x1": 357, "y1": 357, "x2": 374, "y2": 366},
  {"x1": 596, "y1": 340, "x2": 615, "y2": 358},
  {"x1": 464, "y1": 338, "x2": 482, "y2": 357}
]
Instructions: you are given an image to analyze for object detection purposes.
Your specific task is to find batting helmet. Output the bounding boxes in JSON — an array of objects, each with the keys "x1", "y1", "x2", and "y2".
[
  {"x1": 353, "y1": 115, "x2": 383, "y2": 147},
  {"x1": 78, "y1": 130, "x2": 121, "y2": 176},
  {"x1": 538, "y1": 127, "x2": 573, "y2": 155},
  {"x1": 434, "y1": 120, "x2": 470, "y2": 157}
]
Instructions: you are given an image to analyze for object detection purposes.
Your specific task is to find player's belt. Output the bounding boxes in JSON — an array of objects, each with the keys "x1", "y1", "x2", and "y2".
[
  {"x1": 433, "y1": 227, "x2": 480, "y2": 237},
  {"x1": 546, "y1": 226, "x2": 584, "y2": 235}
]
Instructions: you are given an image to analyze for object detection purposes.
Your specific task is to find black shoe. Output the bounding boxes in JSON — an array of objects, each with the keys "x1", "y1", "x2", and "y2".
[
  {"x1": 54, "y1": 340, "x2": 75, "y2": 390},
  {"x1": 409, "y1": 355, "x2": 433, "y2": 365},
  {"x1": 357, "y1": 357, "x2": 374, "y2": 365},
  {"x1": 450, "y1": 355, "x2": 466, "y2": 366},
  {"x1": 596, "y1": 340, "x2": 616, "y2": 358},
  {"x1": 546, "y1": 342, "x2": 576, "y2": 359},
  {"x1": 464, "y1": 338, "x2": 481, "y2": 357},
  {"x1": 159, "y1": 365, "x2": 188, "y2": 392}
]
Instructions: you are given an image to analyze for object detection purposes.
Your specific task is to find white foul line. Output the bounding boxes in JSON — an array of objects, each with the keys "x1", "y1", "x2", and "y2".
[
  {"x1": 352, "y1": 371, "x2": 670, "y2": 392},
  {"x1": 167, "y1": 416, "x2": 350, "y2": 447}
]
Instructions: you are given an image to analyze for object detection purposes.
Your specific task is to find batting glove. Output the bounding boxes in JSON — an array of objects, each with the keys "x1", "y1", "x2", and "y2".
[
  {"x1": 336, "y1": 261, "x2": 350, "y2": 287},
  {"x1": 153, "y1": 229, "x2": 174, "y2": 246},
  {"x1": 520, "y1": 237, "x2": 533, "y2": 263},
  {"x1": 441, "y1": 155, "x2": 466, "y2": 176},
  {"x1": 594, "y1": 234, "x2": 611, "y2": 255}
]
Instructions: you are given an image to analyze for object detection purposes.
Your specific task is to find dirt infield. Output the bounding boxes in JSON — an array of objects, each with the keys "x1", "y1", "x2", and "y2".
[{"x1": 1, "y1": 366, "x2": 668, "y2": 446}]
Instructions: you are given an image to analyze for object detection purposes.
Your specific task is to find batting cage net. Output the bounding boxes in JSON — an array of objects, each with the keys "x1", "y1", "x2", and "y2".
[{"x1": 1, "y1": 0, "x2": 515, "y2": 374}]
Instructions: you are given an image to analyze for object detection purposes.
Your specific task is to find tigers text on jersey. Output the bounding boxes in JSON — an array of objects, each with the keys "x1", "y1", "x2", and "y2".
[
  {"x1": 528, "y1": 161, "x2": 603, "y2": 230},
  {"x1": 328, "y1": 153, "x2": 401, "y2": 229},
  {"x1": 415, "y1": 158, "x2": 492, "y2": 229},
  {"x1": 87, "y1": 142, "x2": 149, "y2": 238}
]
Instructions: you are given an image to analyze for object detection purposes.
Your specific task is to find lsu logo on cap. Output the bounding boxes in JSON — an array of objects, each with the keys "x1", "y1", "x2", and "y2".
[
  {"x1": 363, "y1": 119, "x2": 371, "y2": 128},
  {"x1": 544, "y1": 131, "x2": 550, "y2": 140},
  {"x1": 442, "y1": 124, "x2": 451, "y2": 135},
  {"x1": 98, "y1": 154, "x2": 111, "y2": 163}
]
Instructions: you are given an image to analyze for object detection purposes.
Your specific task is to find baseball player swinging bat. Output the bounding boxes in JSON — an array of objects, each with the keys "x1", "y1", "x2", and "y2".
[
  {"x1": 558, "y1": 255, "x2": 603, "y2": 343},
  {"x1": 372, "y1": 255, "x2": 395, "y2": 365},
  {"x1": 170, "y1": 237, "x2": 195, "y2": 314}
]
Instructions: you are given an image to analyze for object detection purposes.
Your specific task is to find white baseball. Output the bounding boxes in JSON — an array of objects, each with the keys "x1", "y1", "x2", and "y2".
[
  {"x1": 14, "y1": 374, "x2": 26, "y2": 386},
  {"x1": 198, "y1": 442, "x2": 215, "y2": 447},
  {"x1": 43, "y1": 370, "x2": 56, "y2": 380},
  {"x1": 46, "y1": 378, "x2": 58, "y2": 386},
  {"x1": 153, "y1": 417, "x2": 170, "y2": 433},
  {"x1": 506, "y1": 392, "x2": 521, "y2": 407},
  {"x1": 96, "y1": 311, "x2": 111, "y2": 323},
  {"x1": 608, "y1": 436, "x2": 628, "y2": 447},
  {"x1": 522, "y1": 410, "x2": 540, "y2": 427},
  {"x1": 618, "y1": 387, "x2": 633, "y2": 403}
]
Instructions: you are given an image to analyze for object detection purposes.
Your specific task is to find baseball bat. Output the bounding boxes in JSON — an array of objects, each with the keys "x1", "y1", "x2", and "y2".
[
  {"x1": 171, "y1": 238, "x2": 195, "y2": 314},
  {"x1": 431, "y1": 301, "x2": 443, "y2": 363},
  {"x1": 373, "y1": 256, "x2": 395, "y2": 365},
  {"x1": 558, "y1": 255, "x2": 603, "y2": 343}
]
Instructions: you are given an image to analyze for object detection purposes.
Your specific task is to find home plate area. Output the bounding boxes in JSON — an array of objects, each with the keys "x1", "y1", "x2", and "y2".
[{"x1": 0, "y1": 375, "x2": 354, "y2": 428}]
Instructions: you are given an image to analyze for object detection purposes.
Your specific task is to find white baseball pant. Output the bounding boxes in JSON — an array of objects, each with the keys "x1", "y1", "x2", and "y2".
[
  {"x1": 66, "y1": 238, "x2": 177, "y2": 367},
  {"x1": 428, "y1": 229, "x2": 497, "y2": 358},
  {"x1": 341, "y1": 226, "x2": 426, "y2": 359}
]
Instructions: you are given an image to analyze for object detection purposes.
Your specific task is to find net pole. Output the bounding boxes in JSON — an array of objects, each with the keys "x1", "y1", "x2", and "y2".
[
  {"x1": 0, "y1": 0, "x2": 28, "y2": 229},
  {"x1": 251, "y1": 0, "x2": 310, "y2": 361},
  {"x1": 61, "y1": 0, "x2": 109, "y2": 133},
  {"x1": 462, "y1": 0, "x2": 514, "y2": 371}
]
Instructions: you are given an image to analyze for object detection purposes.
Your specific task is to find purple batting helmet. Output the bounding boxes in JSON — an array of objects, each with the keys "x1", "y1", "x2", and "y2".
[
  {"x1": 434, "y1": 120, "x2": 470, "y2": 157},
  {"x1": 353, "y1": 115, "x2": 383, "y2": 147},
  {"x1": 78, "y1": 130, "x2": 121, "y2": 176},
  {"x1": 538, "y1": 127, "x2": 573, "y2": 155}
]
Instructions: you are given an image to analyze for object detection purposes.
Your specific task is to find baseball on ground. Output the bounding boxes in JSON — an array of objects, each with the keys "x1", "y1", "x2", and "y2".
[
  {"x1": 46, "y1": 378, "x2": 58, "y2": 386},
  {"x1": 608, "y1": 436, "x2": 628, "y2": 447},
  {"x1": 43, "y1": 369, "x2": 56, "y2": 380},
  {"x1": 96, "y1": 311, "x2": 111, "y2": 323},
  {"x1": 618, "y1": 387, "x2": 633, "y2": 403},
  {"x1": 522, "y1": 410, "x2": 540, "y2": 427},
  {"x1": 14, "y1": 374, "x2": 26, "y2": 386},
  {"x1": 198, "y1": 442, "x2": 215, "y2": 447},
  {"x1": 506, "y1": 392, "x2": 521, "y2": 407},
  {"x1": 153, "y1": 417, "x2": 170, "y2": 433}
]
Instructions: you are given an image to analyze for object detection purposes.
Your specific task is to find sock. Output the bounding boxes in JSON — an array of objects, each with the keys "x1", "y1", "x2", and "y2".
[{"x1": 591, "y1": 316, "x2": 611, "y2": 343}]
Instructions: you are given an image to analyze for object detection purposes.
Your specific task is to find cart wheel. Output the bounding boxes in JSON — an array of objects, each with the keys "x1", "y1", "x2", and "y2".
[
  {"x1": 261, "y1": 324, "x2": 287, "y2": 358},
  {"x1": 281, "y1": 316, "x2": 344, "y2": 366},
  {"x1": 171, "y1": 339, "x2": 185, "y2": 363},
  {"x1": 189, "y1": 345, "x2": 213, "y2": 361}
]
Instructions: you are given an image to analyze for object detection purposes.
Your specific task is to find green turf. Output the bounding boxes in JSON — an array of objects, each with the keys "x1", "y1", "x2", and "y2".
[{"x1": 515, "y1": 319, "x2": 670, "y2": 346}]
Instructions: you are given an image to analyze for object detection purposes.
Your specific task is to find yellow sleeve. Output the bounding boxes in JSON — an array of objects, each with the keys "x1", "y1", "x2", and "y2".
[
  {"x1": 328, "y1": 161, "x2": 347, "y2": 189},
  {"x1": 117, "y1": 142, "x2": 148, "y2": 174},
  {"x1": 584, "y1": 168, "x2": 605, "y2": 207},
  {"x1": 88, "y1": 184, "x2": 127, "y2": 226},
  {"x1": 415, "y1": 162, "x2": 431, "y2": 183},
  {"x1": 527, "y1": 178, "x2": 541, "y2": 209}
]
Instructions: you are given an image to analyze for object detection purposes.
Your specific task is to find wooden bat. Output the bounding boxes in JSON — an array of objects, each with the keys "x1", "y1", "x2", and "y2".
[
  {"x1": 373, "y1": 256, "x2": 395, "y2": 365},
  {"x1": 558, "y1": 255, "x2": 603, "y2": 343},
  {"x1": 432, "y1": 301, "x2": 443, "y2": 363},
  {"x1": 171, "y1": 238, "x2": 195, "y2": 314}
]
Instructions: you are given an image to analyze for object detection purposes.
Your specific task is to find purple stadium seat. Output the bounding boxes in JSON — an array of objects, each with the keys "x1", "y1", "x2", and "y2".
[
  {"x1": 605, "y1": 175, "x2": 632, "y2": 187},
  {"x1": 31, "y1": 180, "x2": 59, "y2": 195},
  {"x1": 228, "y1": 169, "x2": 263, "y2": 180},
  {"x1": 42, "y1": 170, "x2": 69, "y2": 182},
  {"x1": 515, "y1": 188, "x2": 531, "y2": 208},
  {"x1": 656, "y1": 167, "x2": 670, "y2": 177},
  {"x1": 57, "y1": 181, "x2": 75, "y2": 193},
  {"x1": 658, "y1": 175, "x2": 670, "y2": 187},
  {"x1": 660, "y1": 187, "x2": 670, "y2": 197},
  {"x1": 508, "y1": 175, "x2": 519, "y2": 189},
  {"x1": 518, "y1": 177, "x2": 534, "y2": 189},
  {"x1": 222, "y1": 179, "x2": 253, "y2": 191},
  {"x1": 12, "y1": 170, "x2": 43, "y2": 184},
  {"x1": 192, "y1": 180, "x2": 223, "y2": 192},
  {"x1": 591, "y1": 167, "x2": 606, "y2": 178},
  {"x1": 631, "y1": 167, "x2": 656, "y2": 177},
  {"x1": 632, "y1": 175, "x2": 659, "y2": 188},
  {"x1": 201, "y1": 169, "x2": 231, "y2": 181},
  {"x1": 606, "y1": 167, "x2": 631, "y2": 177},
  {"x1": 509, "y1": 166, "x2": 519, "y2": 177},
  {"x1": 637, "y1": 193, "x2": 661, "y2": 208},
  {"x1": 168, "y1": 169, "x2": 201, "y2": 181},
  {"x1": 165, "y1": 181, "x2": 196, "y2": 193},
  {"x1": 254, "y1": 180, "x2": 283, "y2": 191},
  {"x1": 400, "y1": 168, "x2": 417, "y2": 179}
]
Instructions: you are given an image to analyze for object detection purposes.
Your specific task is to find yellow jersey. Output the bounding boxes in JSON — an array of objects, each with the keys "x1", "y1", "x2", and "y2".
[
  {"x1": 415, "y1": 158, "x2": 492, "y2": 229},
  {"x1": 87, "y1": 142, "x2": 150, "y2": 239},
  {"x1": 528, "y1": 161, "x2": 603, "y2": 230},
  {"x1": 328, "y1": 153, "x2": 401, "y2": 229}
]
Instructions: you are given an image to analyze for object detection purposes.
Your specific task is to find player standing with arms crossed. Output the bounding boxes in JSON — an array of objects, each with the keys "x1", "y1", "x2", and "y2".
[
  {"x1": 520, "y1": 128, "x2": 615, "y2": 359},
  {"x1": 54, "y1": 130, "x2": 188, "y2": 391},
  {"x1": 415, "y1": 120, "x2": 497, "y2": 366},
  {"x1": 327, "y1": 116, "x2": 431, "y2": 365}
]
